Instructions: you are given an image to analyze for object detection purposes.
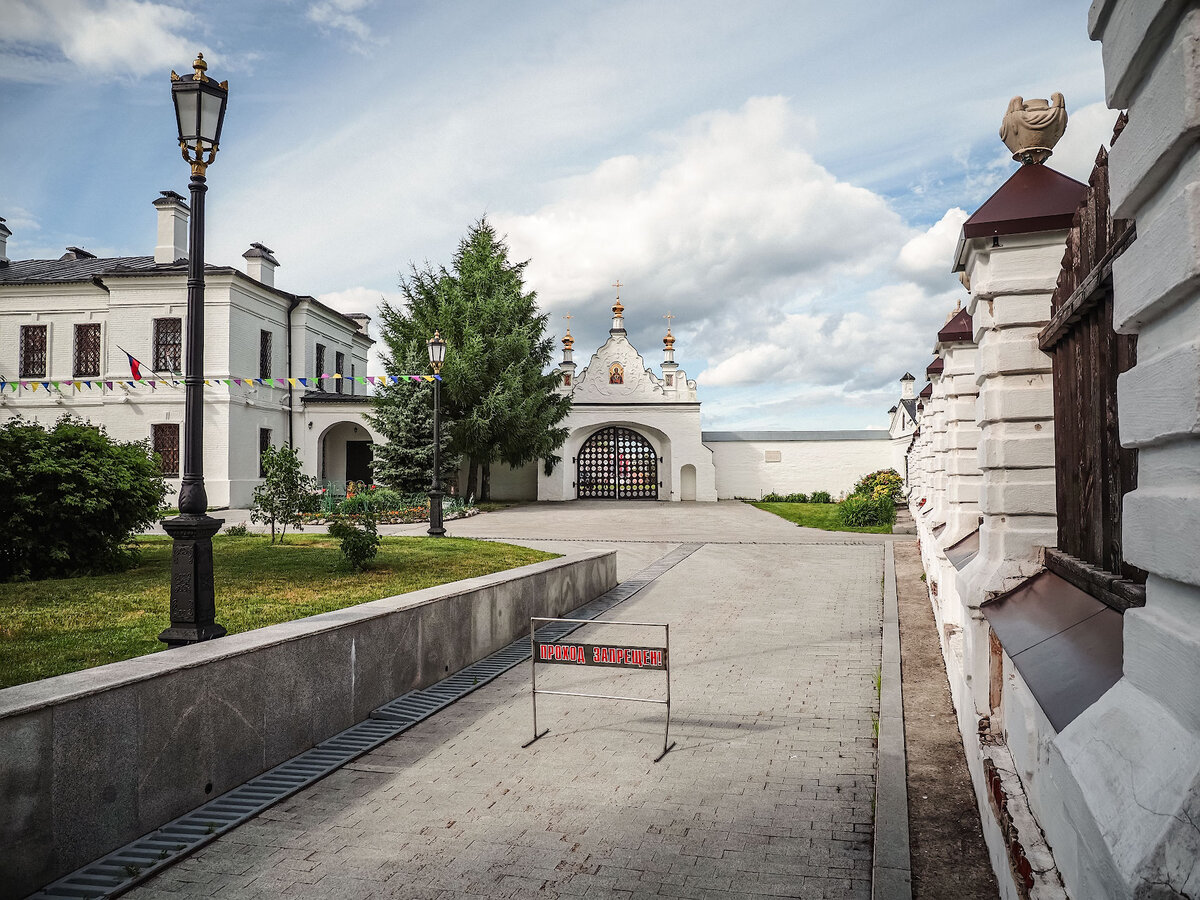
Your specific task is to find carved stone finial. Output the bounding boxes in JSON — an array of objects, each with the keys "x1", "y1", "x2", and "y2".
[{"x1": 1000, "y1": 94, "x2": 1067, "y2": 165}]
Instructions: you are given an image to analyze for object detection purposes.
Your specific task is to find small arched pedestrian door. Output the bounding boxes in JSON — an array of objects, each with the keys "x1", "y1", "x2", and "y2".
[{"x1": 577, "y1": 426, "x2": 658, "y2": 500}]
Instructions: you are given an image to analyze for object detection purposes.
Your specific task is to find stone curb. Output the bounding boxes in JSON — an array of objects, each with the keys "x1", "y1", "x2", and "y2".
[{"x1": 873, "y1": 540, "x2": 913, "y2": 899}]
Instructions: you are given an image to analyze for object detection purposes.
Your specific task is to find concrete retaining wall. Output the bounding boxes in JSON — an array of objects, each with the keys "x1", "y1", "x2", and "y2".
[{"x1": 0, "y1": 550, "x2": 616, "y2": 897}]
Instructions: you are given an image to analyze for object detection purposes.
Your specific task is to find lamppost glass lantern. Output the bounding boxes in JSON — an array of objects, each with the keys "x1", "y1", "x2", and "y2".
[
  {"x1": 427, "y1": 331, "x2": 446, "y2": 373},
  {"x1": 171, "y1": 53, "x2": 228, "y2": 175}
]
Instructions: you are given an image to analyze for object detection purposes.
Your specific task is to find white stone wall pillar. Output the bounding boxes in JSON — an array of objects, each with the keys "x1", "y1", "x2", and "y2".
[
  {"x1": 941, "y1": 339, "x2": 981, "y2": 543},
  {"x1": 1041, "y1": 5, "x2": 1200, "y2": 897},
  {"x1": 928, "y1": 372, "x2": 950, "y2": 524},
  {"x1": 959, "y1": 235, "x2": 1063, "y2": 599}
]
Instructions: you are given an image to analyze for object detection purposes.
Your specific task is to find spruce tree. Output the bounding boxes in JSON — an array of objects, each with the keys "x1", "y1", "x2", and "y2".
[
  {"x1": 367, "y1": 344, "x2": 458, "y2": 495},
  {"x1": 375, "y1": 218, "x2": 571, "y2": 500}
]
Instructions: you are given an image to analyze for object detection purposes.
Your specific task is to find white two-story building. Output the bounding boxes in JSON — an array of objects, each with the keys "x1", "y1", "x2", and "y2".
[{"x1": 0, "y1": 192, "x2": 374, "y2": 508}]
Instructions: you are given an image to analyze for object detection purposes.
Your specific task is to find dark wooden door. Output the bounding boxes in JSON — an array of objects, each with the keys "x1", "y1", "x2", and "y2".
[{"x1": 346, "y1": 440, "x2": 374, "y2": 485}]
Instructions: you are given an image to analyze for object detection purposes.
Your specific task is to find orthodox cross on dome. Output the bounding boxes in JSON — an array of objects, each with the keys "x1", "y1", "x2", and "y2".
[
  {"x1": 562, "y1": 312, "x2": 574, "y2": 349},
  {"x1": 663, "y1": 311, "x2": 676, "y2": 347},
  {"x1": 609, "y1": 281, "x2": 626, "y2": 333}
]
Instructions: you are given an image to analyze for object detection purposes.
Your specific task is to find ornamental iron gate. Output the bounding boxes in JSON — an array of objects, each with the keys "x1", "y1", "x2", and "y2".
[{"x1": 577, "y1": 426, "x2": 658, "y2": 500}]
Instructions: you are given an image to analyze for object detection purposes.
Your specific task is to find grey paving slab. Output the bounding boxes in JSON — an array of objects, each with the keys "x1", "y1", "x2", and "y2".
[{"x1": 125, "y1": 503, "x2": 885, "y2": 900}]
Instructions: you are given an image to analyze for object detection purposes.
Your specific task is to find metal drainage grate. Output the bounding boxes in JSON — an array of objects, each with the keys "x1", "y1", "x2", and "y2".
[{"x1": 26, "y1": 542, "x2": 702, "y2": 900}]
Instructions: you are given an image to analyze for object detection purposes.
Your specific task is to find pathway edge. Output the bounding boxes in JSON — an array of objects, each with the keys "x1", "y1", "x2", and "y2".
[{"x1": 873, "y1": 540, "x2": 913, "y2": 900}]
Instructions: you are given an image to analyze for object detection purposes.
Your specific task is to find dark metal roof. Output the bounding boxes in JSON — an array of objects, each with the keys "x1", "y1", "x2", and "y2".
[
  {"x1": 981, "y1": 570, "x2": 1123, "y2": 732},
  {"x1": 900, "y1": 399, "x2": 918, "y2": 421},
  {"x1": 919, "y1": 382, "x2": 932, "y2": 398},
  {"x1": 0, "y1": 254, "x2": 372, "y2": 340},
  {"x1": 0, "y1": 255, "x2": 178, "y2": 283},
  {"x1": 926, "y1": 357, "x2": 944, "y2": 376},
  {"x1": 900, "y1": 372, "x2": 915, "y2": 381},
  {"x1": 938, "y1": 308, "x2": 974, "y2": 343},
  {"x1": 300, "y1": 391, "x2": 374, "y2": 405},
  {"x1": 962, "y1": 164, "x2": 1086, "y2": 240},
  {"x1": 702, "y1": 430, "x2": 889, "y2": 442}
]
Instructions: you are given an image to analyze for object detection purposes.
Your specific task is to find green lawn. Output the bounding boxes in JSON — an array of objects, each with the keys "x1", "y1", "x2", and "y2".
[
  {"x1": 0, "y1": 535, "x2": 556, "y2": 689},
  {"x1": 749, "y1": 501, "x2": 893, "y2": 534}
]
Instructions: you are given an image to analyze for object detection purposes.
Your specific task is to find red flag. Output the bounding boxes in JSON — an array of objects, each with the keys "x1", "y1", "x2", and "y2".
[{"x1": 126, "y1": 352, "x2": 144, "y2": 381}]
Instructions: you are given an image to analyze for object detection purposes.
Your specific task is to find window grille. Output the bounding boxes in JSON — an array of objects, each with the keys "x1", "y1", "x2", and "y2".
[
  {"x1": 153, "y1": 318, "x2": 182, "y2": 372},
  {"x1": 259, "y1": 428, "x2": 271, "y2": 477},
  {"x1": 153, "y1": 423, "x2": 180, "y2": 477},
  {"x1": 73, "y1": 323, "x2": 101, "y2": 377},
  {"x1": 315, "y1": 344, "x2": 326, "y2": 391},
  {"x1": 19, "y1": 325, "x2": 47, "y2": 378},
  {"x1": 335, "y1": 351, "x2": 345, "y2": 394},
  {"x1": 259, "y1": 330, "x2": 272, "y2": 379}
]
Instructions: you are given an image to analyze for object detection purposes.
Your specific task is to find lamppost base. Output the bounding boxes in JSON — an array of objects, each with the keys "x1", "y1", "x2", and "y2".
[
  {"x1": 428, "y1": 489, "x2": 446, "y2": 537},
  {"x1": 160, "y1": 513, "x2": 226, "y2": 647}
]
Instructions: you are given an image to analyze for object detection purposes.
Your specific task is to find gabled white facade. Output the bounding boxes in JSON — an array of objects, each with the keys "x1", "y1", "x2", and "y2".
[{"x1": 541, "y1": 299, "x2": 718, "y2": 501}]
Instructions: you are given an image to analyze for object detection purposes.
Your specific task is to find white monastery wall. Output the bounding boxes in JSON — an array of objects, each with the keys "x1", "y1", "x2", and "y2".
[{"x1": 703, "y1": 433, "x2": 893, "y2": 499}]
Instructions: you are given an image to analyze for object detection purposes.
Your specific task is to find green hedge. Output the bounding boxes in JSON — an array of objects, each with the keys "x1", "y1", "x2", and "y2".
[{"x1": 837, "y1": 494, "x2": 896, "y2": 528}]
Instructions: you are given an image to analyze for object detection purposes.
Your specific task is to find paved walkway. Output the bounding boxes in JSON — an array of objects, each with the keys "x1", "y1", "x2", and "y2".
[{"x1": 129, "y1": 502, "x2": 891, "y2": 899}]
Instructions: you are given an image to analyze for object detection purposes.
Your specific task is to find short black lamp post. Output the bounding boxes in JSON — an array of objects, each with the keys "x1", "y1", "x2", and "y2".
[
  {"x1": 159, "y1": 53, "x2": 229, "y2": 647},
  {"x1": 427, "y1": 331, "x2": 447, "y2": 537}
]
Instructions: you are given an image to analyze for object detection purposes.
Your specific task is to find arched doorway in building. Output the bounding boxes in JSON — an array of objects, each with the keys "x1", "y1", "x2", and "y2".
[
  {"x1": 318, "y1": 421, "x2": 375, "y2": 490},
  {"x1": 577, "y1": 426, "x2": 658, "y2": 499},
  {"x1": 680, "y1": 464, "x2": 697, "y2": 501}
]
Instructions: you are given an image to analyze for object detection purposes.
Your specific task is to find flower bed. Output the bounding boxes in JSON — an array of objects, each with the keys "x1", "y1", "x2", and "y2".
[{"x1": 304, "y1": 482, "x2": 478, "y2": 525}]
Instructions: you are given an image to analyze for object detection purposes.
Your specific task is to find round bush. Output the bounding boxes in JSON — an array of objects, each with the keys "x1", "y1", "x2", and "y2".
[{"x1": 0, "y1": 416, "x2": 167, "y2": 581}]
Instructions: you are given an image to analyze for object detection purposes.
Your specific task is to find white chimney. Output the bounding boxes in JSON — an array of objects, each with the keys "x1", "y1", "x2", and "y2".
[
  {"x1": 153, "y1": 191, "x2": 189, "y2": 264},
  {"x1": 900, "y1": 372, "x2": 916, "y2": 399},
  {"x1": 243, "y1": 242, "x2": 279, "y2": 287},
  {"x1": 0, "y1": 217, "x2": 10, "y2": 265},
  {"x1": 348, "y1": 313, "x2": 370, "y2": 336}
]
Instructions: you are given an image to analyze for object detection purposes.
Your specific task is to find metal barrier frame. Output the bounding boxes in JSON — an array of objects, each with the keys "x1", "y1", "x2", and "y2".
[{"x1": 523, "y1": 616, "x2": 675, "y2": 762}]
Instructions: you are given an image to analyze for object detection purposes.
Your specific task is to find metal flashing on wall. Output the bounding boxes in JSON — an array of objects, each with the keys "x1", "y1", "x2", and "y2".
[{"x1": 981, "y1": 570, "x2": 1123, "y2": 732}]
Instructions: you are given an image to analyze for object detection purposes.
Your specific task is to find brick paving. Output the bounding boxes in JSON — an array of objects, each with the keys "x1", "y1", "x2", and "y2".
[{"x1": 126, "y1": 505, "x2": 884, "y2": 899}]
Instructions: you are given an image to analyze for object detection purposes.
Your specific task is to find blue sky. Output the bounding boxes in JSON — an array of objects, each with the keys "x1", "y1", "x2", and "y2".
[{"x1": 1, "y1": 1, "x2": 1110, "y2": 428}]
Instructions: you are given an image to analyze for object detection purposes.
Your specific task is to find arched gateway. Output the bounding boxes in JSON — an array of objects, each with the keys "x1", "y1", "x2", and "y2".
[{"x1": 577, "y1": 426, "x2": 658, "y2": 499}]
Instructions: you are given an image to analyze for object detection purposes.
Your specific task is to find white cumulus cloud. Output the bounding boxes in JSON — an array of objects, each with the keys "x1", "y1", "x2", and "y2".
[{"x1": 0, "y1": 0, "x2": 200, "y2": 81}]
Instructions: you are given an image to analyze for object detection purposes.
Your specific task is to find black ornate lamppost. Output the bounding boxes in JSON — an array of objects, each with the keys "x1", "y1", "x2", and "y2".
[
  {"x1": 427, "y1": 331, "x2": 447, "y2": 537},
  {"x1": 159, "y1": 53, "x2": 229, "y2": 647}
]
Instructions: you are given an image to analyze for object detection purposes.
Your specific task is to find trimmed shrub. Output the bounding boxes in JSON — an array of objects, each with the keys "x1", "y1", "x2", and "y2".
[
  {"x1": 837, "y1": 494, "x2": 896, "y2": 528},
  {"x1": 328, "y1": 517, "x2": 380, "y2": 570},
  {"x1": 0, "y1": 415, "x2": 168, "y2": 581},
  {"x1": 810, "y1": 490, "x2": 833, "y2": 504},
  {"x1": 761, "y1": 492, "x2": 811, "y2": 503}
]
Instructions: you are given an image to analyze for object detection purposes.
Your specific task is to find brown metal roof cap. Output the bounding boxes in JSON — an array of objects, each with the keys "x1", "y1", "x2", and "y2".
[
  {"x1": 962, "y1": 163, "x2": 1086, "y2": 239},
  {"x1": 938, "y1": 308, "x2": 974, "y2": 342},
  {"x1": 926, "y1": 357, "x2": 944, "y2": 375},
  {"x1": 919, "y1": 382, "x2": 932, "y2": 398}
]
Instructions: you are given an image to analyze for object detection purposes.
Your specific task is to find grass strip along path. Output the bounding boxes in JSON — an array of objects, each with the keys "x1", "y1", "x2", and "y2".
[
  {"x1": 0, "y1": 535, "x2": 556, "y2": 689},
  {"x1": 750, "y1": 500, "x2": 894, "y2": 534}
]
